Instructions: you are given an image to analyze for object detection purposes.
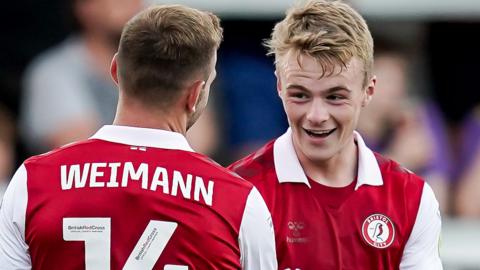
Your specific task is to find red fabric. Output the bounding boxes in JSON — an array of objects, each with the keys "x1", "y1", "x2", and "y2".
[
  {"x1": 308, "y1": 177, "x2": 356, "y2": 210},
  {"x1": 229, "y1": 141, "x2": 424, "y2": 270},
  {"x1": 25, "y1": 139, "x2": 252, "y2": 269}
]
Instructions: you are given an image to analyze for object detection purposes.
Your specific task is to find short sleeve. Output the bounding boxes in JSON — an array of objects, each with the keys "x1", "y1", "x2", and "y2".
[
  {"x1": 238, "y1": 187, "x2": 278, "y2": 270},
  {"x1": 0, "y1": 165, "x2": 31, "y2": 269},
  {"x1": 400, "y1": 182, "x2": 442, "y2": 270}
]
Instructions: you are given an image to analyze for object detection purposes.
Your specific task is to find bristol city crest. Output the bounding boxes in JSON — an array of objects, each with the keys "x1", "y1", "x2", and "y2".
[{"x1": 361, "y1": 213, "x2": 395, "y2": 249}]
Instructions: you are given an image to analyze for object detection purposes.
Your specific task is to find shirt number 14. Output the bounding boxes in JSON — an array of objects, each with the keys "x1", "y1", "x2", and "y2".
[{"x1": 63, "y1": 218, "x2": 187, "y2": 269}]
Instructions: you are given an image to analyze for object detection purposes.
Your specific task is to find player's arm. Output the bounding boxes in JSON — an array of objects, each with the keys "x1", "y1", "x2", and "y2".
[
  {"x1": 238, "y1": 187, "x2": 278, "y2": 270},
  {"x1": 0, "y1": 165, "x2": 32, "y2": 269},
  {"x1": 400, "y1": 182, "x2": 442, "y2": 270}
]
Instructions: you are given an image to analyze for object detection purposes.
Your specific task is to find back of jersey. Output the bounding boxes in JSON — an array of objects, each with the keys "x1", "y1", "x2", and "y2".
[{"x1": 7, "y1": 127, "x2": 256, "y2": 270}]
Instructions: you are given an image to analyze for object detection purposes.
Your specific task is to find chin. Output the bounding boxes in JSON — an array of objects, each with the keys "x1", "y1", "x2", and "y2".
[
  {"x1": 302, "y1": 147, "x2": 336, "y2": 163},
  {"x1": 307, "y1": 153, "x2": 335, "y2": 164}
]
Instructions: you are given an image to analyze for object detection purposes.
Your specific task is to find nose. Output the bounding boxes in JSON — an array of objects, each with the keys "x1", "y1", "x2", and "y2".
[{"x1": 306, "y1": 99, "x2": 329, "y2": 125}]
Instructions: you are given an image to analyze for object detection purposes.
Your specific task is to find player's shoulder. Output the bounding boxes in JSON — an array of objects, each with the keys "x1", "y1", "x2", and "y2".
[
  {"x1": 374, "y1": 152, "x2": 425, "y2": 187},
  {"x1": 24, "y1": 139, "x2": 102, "y2": 166},
  {"x1": 228, "y1": 140, "x2": 276, "y2": 179}
]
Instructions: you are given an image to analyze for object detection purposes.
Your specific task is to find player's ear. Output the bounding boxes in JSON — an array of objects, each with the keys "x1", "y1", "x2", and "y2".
[
  {"x1": 186, "y1": 80, "x2": 206, "y2": 113},
  {"x1": 362, "y1": 75, "x2": 376, "y2": 107},
  {"x1": 110, "y1": 53, "x2": 119, "y2": 86}
]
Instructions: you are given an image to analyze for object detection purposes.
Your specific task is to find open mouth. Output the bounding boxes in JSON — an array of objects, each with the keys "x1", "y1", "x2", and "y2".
[{"x1": 304, "y1": 128, "x2": 336, "y2": 138}]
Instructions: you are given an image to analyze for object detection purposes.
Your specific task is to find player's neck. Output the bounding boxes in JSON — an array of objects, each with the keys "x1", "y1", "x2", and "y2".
[
  {"x1": 113, "y1": 99, "x2": 187, "y2": 136},
  {"x1": 298, "y1": 139, "x2": 358, "y2": 188}
]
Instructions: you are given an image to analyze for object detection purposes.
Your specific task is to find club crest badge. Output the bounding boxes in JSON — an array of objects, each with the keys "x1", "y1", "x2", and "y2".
[{"x1": 362, "y1": 213, "x2": 395, "y2": 249}]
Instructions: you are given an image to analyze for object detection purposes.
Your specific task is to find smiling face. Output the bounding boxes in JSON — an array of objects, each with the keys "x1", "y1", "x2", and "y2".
[{"x1": 277, "y1": 50, "x2": 375, "y2": 166}]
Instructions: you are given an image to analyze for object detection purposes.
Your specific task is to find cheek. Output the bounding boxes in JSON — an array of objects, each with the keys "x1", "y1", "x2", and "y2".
[
  {"x1": 331, "y1": 104, "x2": 359, "y2": 125},
  {"x1": 283, "y1": 102, "x2": 304, "y2": 123},
  {"x1": 349, "y1": 106, "x2": 363, "y2": 126}
]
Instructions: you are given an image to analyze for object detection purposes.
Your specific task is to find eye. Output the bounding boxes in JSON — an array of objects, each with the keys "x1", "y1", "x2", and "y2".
[
  {"x1": 291, "y1": 92, "x2": 308, "y2": 99},
  {"x1": 327, "y1": 94, "x2": 345, "y2": 101},
  {"x1": 288, "y1": 92, "x2": 310, "y2": 103}
]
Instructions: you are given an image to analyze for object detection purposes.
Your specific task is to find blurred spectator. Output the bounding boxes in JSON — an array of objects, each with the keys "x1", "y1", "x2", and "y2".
[
  {"x1": 357, "y1": 39, "x2": 452, "y2": 213},
  {"x1": 454, "y1": 106, "x2": 480, "y2": 217},
  {"x1": 20, "y1": 0, "x2": 143, "y2": 153},
  {"x1": 0, "y1": 105, "x2": 15, "y2": 200}
]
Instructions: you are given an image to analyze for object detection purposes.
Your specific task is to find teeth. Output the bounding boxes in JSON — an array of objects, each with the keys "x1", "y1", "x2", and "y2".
[{"x1": 308, "y1": 129, "x2": 332, "y2": 135}]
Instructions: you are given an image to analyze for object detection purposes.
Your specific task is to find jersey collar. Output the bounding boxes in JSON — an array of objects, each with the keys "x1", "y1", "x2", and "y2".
[
  {"x1": 273, "y1": 128, "x2": 383, "y2": 190},
  {"x1": 90, "y1": 125, "x2": 194, "y2": 152}
]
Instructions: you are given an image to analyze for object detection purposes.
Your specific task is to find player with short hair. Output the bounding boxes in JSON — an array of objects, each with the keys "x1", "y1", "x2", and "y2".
[
  {"x1": 0, "y1": 5, "x2": 277, "y2": 269},
  {"x1": 228, "y1": 1, "x2": 442, "y2": 269}
]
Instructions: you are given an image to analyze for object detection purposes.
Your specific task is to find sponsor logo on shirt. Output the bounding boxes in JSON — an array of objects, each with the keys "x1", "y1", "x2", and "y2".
[
  {"x1": 286, "y1": 221, "x2": 308, "y2": 244},
  {"x1": 361, "y1": 213, "x2": 395, "y2": 249}
]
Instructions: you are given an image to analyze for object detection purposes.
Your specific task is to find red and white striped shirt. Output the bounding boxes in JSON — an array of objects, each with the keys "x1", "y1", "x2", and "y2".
[
  {"x1": 0, "y1": 125, "x2": 277, "y2": 270},
  {"x1": 229, "y1": 129, "x2": 442, "y2": 270}
]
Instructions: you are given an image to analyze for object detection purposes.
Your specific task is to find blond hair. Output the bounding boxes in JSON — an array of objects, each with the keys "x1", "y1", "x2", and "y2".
[
  {"x1": 266, "y1": 0, "x2": 373, "y2": 84},
  {"x1": 117, "y1": 4, "x2": 223, "y2": 106}
]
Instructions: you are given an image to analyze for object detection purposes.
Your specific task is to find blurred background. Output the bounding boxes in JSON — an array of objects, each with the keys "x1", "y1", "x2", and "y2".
[{"x1": 1, "y1": 0, "x2": 480, "y2": 268}]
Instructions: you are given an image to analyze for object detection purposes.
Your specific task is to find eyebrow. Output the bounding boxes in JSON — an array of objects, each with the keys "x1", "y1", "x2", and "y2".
[{"x1": 285, "y1": 84, "x2": 351, "y2": 93}]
